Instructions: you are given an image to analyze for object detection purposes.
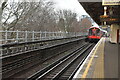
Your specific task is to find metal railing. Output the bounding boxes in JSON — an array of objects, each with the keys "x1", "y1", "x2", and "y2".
[{"x1": 0, "y1": 30, "x2": 87, "y2": 44}]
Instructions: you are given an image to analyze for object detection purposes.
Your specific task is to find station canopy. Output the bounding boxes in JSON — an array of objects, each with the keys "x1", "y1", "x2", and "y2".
[{"x1": 78, "y1": 0, "x2": 120, "y2": 25}]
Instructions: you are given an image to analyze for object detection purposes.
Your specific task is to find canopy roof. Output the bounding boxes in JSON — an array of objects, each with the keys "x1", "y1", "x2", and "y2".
[{"x1": 79, "y1": 1, "x2": 120, "y2": 25}]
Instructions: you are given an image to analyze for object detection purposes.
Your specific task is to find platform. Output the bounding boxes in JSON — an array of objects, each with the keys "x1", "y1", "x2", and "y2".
[{"x1": 74, "y1": 37, "x2": 119, "y2": 79}]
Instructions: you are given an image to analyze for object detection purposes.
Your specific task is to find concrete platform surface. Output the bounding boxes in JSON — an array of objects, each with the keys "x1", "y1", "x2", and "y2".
[
  {"x1": 104, "y1": 38, "x2": 118, "y2": 78},
  {"x1": 73, "y1": 37, "x2": 119, "y2": 79}
]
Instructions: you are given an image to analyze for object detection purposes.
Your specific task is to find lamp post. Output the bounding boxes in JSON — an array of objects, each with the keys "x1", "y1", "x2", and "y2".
[{"x1": 104, "y1": 6, "x2": 107, "y2": 25}]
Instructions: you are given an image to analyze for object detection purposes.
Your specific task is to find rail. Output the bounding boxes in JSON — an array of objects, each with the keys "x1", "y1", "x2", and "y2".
[{"x1": 27, "y1": 43, "x2": 93, "y2": 80}]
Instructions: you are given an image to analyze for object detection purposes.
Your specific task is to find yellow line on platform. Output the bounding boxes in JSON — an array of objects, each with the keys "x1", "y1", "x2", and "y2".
[{"x1": 81, "y1": 38, "x2": 103, "y2": 78}]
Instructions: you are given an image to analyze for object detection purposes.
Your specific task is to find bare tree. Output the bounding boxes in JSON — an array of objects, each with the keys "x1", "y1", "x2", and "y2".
[
  {"x1": 79, "y1": 17, "x2": 92, "y2": 33},
  {"x1": 56, "y1": 10, "x2": 78, "y2": 32},
  {"x1": 2, "y1": 1, "x2": 41, "y2": 30},
  {"x1": 15, "y1": 1, "x2": 56, "y2": 31},
  {"x1": 1, "y1": 0, "x2": 92, "y2": 33},
  {"x1": 1, "y1": 0, "x2": 55, "y2": 31},
  {"x1": 0, "y1": 0, "x2": 8, "y2": 44}
]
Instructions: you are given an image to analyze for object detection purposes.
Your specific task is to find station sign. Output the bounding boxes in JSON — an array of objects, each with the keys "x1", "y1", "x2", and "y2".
[
  {"x1": 100, "y1": 17, "x2": 119, "y2": 22},
  {"x1": 100, "y1": 15, "x2": 119, "y2": 22},
  {"x1": 102, "y1": 0, "x2": 120, "y2": 5}
]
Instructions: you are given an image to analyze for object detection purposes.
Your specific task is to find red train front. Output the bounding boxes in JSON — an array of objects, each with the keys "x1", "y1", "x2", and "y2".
[{"x1": 86, "y1": 27, "x2": 102, "y2": 42}]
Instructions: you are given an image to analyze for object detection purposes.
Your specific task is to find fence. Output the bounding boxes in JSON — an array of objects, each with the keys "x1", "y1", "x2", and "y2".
[{"x1": 0, "y1": 30, "x2": 87, "y2": 44}]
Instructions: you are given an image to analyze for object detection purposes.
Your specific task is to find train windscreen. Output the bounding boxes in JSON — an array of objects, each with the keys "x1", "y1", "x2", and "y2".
[{"x1": 89, "y1": 28, "x2": 100, "y2": 36}]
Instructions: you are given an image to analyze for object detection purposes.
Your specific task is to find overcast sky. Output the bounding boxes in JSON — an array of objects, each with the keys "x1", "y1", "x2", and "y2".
[{"x1": 51, "y1": 0, "x2": 89, "y2": 17}]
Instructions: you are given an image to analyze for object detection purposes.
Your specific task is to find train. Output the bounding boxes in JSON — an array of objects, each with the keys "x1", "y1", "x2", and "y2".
[{"x1": 85, "y1": 27, "x2": 107, "y2": 42}]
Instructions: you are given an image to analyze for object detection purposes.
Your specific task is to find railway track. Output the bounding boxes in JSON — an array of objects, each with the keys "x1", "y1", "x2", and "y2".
[
  {"x1": 2, "y1": 38, "x2": 86, "y2": 78},
  {"x1": 27, "y1": 43, "x2": 94, "y2": 80}
]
